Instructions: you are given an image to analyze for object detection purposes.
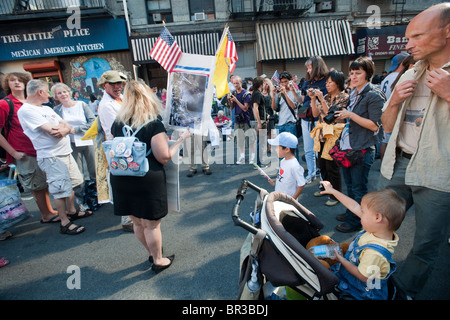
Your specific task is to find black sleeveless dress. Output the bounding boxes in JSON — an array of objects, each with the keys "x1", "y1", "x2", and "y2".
[{"x1": 110, "y1": 119, "x2": 168, "y2": 221}]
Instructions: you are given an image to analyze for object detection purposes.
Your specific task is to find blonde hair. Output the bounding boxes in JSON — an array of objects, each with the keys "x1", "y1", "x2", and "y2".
[
  {"x1": 362, "y1": 189, "x2": 406, "y2": 231},
  {"x1": 116, "y1": 80, "x2": 162, "y2": 129}
]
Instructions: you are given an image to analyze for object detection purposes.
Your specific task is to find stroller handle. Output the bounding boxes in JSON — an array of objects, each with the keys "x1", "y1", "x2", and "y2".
[{"x1": 232, "y1": 180, "x2": 263, "y2": 235}]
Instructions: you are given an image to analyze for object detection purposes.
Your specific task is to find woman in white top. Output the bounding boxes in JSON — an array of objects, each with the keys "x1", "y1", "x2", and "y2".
[{"x1": 52, "y1": 83, "x2": 96, "y2": 183}]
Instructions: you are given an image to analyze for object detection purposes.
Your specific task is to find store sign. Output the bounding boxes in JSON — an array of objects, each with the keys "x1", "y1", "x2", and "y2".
[
  {"x1": 356, "y1": 25, "x2": 407, "y2": 57},
  {"x1": 0, "y1": 18, "x2": 128, "y2": 61}
]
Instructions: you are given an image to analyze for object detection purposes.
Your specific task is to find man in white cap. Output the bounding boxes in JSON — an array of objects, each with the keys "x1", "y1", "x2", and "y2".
[
  {"x1": 268, "y1": 132, "x2": 305, "y2": 200},
  {"x1": 96, "y1": 70, "x2": 133, "y2": 232}
]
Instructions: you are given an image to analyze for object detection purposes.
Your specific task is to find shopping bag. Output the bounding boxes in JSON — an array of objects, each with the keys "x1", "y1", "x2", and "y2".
[{"x1": 0, "y1": 180, "x2": 30, "y2": 233}]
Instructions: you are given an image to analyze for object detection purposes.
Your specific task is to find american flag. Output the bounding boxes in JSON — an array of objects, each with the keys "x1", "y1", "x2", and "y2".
[
  {"x1": 150, "y1": 27, "x2": 182, "y2": 73},
  {"x1": 225, "y1": 30, "x2": 238, "y2": 74},
  {"x1": 271, "y1": 70, "x2": 280, "y2": 84}
]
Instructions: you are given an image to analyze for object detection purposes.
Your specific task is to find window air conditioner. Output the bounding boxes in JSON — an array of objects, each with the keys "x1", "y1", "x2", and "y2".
[
  {"x1": 153, "y1": 13, "x2": 162, "y2": 22},
  {"x1": 194, "y1": 12, "x2": 206, "y2": 21},
  {"x1": 317, "y1": 1, "x2": 333, "y2": 12}
]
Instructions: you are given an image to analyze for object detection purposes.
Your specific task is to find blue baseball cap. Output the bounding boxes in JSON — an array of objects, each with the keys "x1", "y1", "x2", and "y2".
[
  {"x1": 388, "y1": 53, "x2": 409, "y2": 73},
  {"x1": 268, "y1": 132, "x2": 298, "y2": 148}
]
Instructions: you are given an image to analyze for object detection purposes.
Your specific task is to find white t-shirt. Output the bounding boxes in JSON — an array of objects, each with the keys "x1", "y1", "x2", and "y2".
[
  {"x1": 277, "y1": 90, "x2": 300, "y2": 126},
  {"x1": 275, "y1": 157, "x2": 305, "y2": 198},
  {"x1": 88, "y1": 100, "x2": 99, "y2": 115},
  {"x1": 98, "y1": 92, "x2": 122, "y2": 141},
  {"x1": 61, "y1": 101, "x2": 86, "y2": 143},
  {"x1": 18, "y1": 103, "x2": 72, "y2": 159},
  {"x1": 380, "y1": 72, "x2": 399, "y2": 100}
]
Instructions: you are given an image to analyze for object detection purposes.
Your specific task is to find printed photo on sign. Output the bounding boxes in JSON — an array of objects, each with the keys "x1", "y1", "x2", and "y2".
[{"x1": 167, "y1": 72, "x2": 207, "y2": 130}]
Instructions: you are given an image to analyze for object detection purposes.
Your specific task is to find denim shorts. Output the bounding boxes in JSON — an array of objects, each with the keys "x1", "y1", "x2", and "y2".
[{"x1": 37, "y1": 155, "x2": 83, "y2": 199}]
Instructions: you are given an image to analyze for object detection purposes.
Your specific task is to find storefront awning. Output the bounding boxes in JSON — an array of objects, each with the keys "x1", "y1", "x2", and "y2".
[
  {"x1": 131, "y1": 31, "x2": 221, "y2": 64},
  {"x1": 256, "y1": 20, "x2": 354, "y2": 61}
]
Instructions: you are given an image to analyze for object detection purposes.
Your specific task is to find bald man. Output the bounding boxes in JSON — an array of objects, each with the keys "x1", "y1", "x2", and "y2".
[{"x1": 379, "y1": 3, "x2": 450, "y2": 299}]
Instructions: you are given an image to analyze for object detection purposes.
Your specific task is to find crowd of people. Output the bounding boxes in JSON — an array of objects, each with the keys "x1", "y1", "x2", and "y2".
[{"x1": 0, "y1": 3, "x2": 448, "y2": 300}]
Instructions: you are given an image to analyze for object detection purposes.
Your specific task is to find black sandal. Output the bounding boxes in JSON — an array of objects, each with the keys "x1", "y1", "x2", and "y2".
[
  {"x1": 60, "y1": 221, "x2": 85, "y2": 235},
  {"x1": 68, "y1": 209, "x2": 93, "y2": 221}
]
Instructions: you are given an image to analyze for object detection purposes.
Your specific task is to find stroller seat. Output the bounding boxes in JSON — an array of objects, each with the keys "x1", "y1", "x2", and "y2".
[{"x1": 258, "y1": 191, "x2": 339, "y2": 298}]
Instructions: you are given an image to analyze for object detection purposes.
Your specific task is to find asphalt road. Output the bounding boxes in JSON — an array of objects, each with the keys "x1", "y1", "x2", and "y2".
[{"x1": 1, "y1": 138, "x2": 449, "y2": 301}]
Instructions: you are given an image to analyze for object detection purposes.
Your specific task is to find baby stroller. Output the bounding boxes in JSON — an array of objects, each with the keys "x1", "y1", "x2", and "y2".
[{"x1": 232, "y1": 180, "x2": 339, "y2": 300}]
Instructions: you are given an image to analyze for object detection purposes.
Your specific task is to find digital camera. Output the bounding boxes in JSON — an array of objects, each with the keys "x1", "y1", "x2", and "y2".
[{"x1": 323, "y1": 104, "x2": 342, "y2": 125}]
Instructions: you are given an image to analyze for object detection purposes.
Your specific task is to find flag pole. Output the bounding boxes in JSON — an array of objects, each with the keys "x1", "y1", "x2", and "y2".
[{"x1": 216, "y1": 24, "x2": 228, "y2": 55}]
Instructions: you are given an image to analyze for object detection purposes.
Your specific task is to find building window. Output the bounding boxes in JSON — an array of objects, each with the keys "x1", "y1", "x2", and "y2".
[
  {"x1": 147, "y1": 0, "x2": 173, "y2": 24},
  {"x1": 189, "y1": 0, "x2": 215, "y2": 21}
]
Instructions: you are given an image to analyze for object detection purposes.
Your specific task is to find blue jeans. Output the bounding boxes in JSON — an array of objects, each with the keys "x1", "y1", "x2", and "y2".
[
  {"x1": 276, "y1": 122, "x2": 298, "y2": 160},
  {"x1": 341, "y1": 148, "x2": 375, "y2": 228},
  {"x1": 301, "y1": 119, "x2": 316, "y2": 178}
]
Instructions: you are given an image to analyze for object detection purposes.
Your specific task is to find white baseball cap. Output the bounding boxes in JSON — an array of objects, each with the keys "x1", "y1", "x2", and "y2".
[{"x1": 268, "y1": 132, "x2": 298, "y2": 148}]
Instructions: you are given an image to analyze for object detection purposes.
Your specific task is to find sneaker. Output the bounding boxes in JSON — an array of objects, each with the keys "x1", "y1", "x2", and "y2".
[
  {"x1": 305, "y1": 175, "x2": 315, "y2": 184},
  {"x1": 314, "y1": 191, "x2": 325, "y2": 197},
  {"x1": 236, "y1": 157, "x2": 245, "y2": 165},
  {"x1": 249, "y1": 154, "x2": 255, "y2": 164},
  {"x1": 187, "y1": 170, "x2": 197, "y2": 177},
  {"x1": 203, "y1": 168, "x2": 212, "y2": 175},
  {"x1": 325, "y1": 199, "x2": 339, "y2": 207}
]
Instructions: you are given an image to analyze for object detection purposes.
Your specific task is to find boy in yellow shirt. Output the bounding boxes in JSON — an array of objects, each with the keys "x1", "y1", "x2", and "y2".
[{"x1": 320, "y1": 181, "x2": 406, "y2": 299}]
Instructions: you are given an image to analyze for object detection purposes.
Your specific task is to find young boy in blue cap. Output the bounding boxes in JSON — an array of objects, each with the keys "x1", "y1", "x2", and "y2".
[{"x1": 268, "y1": 132, "x2": 306, "y2": 200}]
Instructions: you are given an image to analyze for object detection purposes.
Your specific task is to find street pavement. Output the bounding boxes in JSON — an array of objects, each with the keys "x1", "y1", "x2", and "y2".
[{"x1": 0, "y1": 137, "x2": 449, "y2": 300}]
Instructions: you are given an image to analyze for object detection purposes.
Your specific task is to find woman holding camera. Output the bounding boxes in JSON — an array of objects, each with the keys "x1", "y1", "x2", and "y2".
[
  {"x1": 332, "y1": 56, "x2": 385, "y2": 233},
  {"x1": 310, "y1": 70, "x2": 348, "y2": 207},
  {"x1": 302, "y1": 56, "x2": 329, "y2": 183}
]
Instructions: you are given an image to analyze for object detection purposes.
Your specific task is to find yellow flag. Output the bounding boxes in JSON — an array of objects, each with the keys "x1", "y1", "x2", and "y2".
[
  {"x1": 82, "y1": 117, "x2": 99, "y2": 140},
  {"x1": 212, "y1": 30, "x2": 230, "y2": 99}
]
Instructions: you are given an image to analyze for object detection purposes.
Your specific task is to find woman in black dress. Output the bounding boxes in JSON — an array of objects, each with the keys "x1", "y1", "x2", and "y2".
[{"x1": 110, "y1": 81, "x2": 190, "y2": 273}]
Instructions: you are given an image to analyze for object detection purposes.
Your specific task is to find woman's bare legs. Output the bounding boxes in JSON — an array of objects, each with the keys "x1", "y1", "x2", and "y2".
[{"x1": 129, "y1": 215, "x2": 170, "y2": 266}]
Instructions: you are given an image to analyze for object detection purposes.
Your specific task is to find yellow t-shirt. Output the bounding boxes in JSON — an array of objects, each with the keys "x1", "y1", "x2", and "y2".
[{"x1": 357, "y1": 232, "x2": 399, "y2": 279}]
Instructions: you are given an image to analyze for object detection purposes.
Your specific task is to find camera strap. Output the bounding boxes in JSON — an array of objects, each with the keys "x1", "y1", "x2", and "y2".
[{"x1": 279, "y1": 93, "x2": 298, "y2": 122}]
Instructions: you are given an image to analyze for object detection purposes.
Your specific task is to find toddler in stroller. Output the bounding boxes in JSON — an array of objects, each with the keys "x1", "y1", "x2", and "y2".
[
  {"x1": 232, "y1": 180, "x2": 339, "y2": 300},
  {"x1": 232, "y1": 179, "x2": 406, "y2": 300},
  {"x1": 319, "y1": 181, "x2": 406, "y2": 300}
]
